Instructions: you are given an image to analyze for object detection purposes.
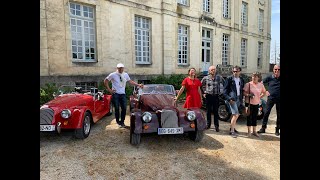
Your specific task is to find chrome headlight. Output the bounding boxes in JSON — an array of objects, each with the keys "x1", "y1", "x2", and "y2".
[
  {"x1": 61, "y1": 109, "x2": 71, "y2": 119},
  {"x1": 142, "y1": 112, "x2": 152, "y2": 123},
  {"x1": 186, "y1": 111, "x2": 196, "y2": 121}
]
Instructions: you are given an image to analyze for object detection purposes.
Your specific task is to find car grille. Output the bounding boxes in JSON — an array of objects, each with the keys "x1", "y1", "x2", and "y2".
[
  {"x1": 40, "y1": 108, "x2": 54, "y2": 124},
  {"x1": 160, "y1": 109, "x2": 178, "y2": 128}
]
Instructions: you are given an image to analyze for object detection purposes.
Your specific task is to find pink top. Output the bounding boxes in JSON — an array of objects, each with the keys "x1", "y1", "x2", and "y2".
[{"x1": 243, "y1": 81, "x2": 266, "y2": 105}]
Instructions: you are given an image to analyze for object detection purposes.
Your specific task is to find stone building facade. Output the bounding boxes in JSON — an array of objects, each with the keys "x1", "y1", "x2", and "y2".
[{"x1": 40, "y1": 0, "x2": 271, "y2": 86}]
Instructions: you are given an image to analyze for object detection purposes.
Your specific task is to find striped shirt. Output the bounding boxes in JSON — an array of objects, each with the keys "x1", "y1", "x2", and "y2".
[{"x1": 201, "y1": 74, "x2": 225, "y2": 95}]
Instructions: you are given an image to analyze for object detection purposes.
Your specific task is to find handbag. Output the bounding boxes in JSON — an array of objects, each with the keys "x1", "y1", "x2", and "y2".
[{"x1": 244, "y1": 83, "x2": 251, "y2": 116}]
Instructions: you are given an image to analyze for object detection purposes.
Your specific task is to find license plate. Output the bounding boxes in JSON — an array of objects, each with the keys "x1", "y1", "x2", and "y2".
[
  {"x1": 40, "y1": 125, "x2": 55, "y2": 131},
  {"x1": 158, "y1": 127, "x2": 183, "y2": 135}
]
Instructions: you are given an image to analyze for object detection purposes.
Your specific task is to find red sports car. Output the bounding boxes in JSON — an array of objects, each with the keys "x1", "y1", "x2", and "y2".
[
  {"x1": 40, "y1": 85, "x2": 113, "y2": 139},
  {"x1": 129, "y1": 84, "x2": 206, "y2": 145}
]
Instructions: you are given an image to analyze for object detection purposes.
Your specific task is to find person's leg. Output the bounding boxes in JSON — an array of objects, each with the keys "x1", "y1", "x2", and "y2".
[
  {"x1": 258, "y1": 98, "x2": 275, "y2": 133},
  {"x1": 251, "y1": 105, "x2": 259, "y2": 137},
  {"x1": 113, "y1": 94, "x2": 120, "y2": 125},
  {"x1": 206, "y1": 95, "x2": 213, "y2": 129},
  {"x1": 229, "y1": 100, "x2": 239, "y2": 137},
  {"x1": 119, "y1": 94, "x2": 127, "y2": 126},
  {"x1": 212, "y1": 95, "x2": 220, "y2": 131},
  {"x1": 247, "y1": 107, "x2": 252, "y2": 136},
  {"x1": 275, "y1": 99, "x2": 280, "y2": 135}
]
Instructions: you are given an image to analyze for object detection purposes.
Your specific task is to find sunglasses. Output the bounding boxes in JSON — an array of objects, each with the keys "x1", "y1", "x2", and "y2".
[
  {"x1": 274, "y1": 69, "x2": 280, "y2": 71},
  {"x1": 233, "y1": 71, "x2": 239, "y2": 73}
]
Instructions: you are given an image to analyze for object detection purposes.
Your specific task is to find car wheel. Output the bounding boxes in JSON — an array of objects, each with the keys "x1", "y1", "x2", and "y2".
[
  {"x1": 218, "y1": 103, "x2": 231, "y2": 122},
  {"x1": 106, "y1": 102, "x2": 113, "y2": 116},
  {"x1": 189, "y1": 129, "x2": 204, "y2": 142},
  {"x1": 130, "y1": 120, "x2": 141, "y2": 145},
  {"x1": 74, "y1": 112, "x2": 91, "y2": 139}
]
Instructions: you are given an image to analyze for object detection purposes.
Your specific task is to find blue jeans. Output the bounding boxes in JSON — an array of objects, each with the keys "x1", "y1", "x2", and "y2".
[{"x1": 112, "y1": 93, "x2": 127, "y2": 125}]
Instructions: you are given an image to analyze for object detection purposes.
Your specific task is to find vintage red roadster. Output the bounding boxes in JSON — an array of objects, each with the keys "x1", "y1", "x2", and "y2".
[
  {"x1": 40, "y1": 85, "x2": 113, "y2": 139},
  {"x1": 129, "y1": 84, "x2": 206, "y2": 145}
]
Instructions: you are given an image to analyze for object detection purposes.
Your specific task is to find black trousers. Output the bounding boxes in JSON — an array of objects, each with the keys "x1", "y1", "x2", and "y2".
[
  {"x1": 206, "y1": 94, "x2": 219, "y2": 128},
  {"x1": 112, "y1": 93, "x2": 127, "y2": 125},
  {"x1": 262, "y1": 98, "x2": 280, "y2": 129},
  {"x1": 247, "y1": 104, "x2": 259, "y2": 126}
]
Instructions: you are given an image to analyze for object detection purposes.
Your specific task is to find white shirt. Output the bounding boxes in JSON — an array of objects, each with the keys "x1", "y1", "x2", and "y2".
[
  {"x1": 234, "y1": 77, "x2": 240, "y2": 96},
  {"x1": 105, "y1": 72, "x2": 131, "y2": 94}
]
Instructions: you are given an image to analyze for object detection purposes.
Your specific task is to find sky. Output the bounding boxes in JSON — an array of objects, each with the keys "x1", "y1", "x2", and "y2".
[{"x1": 270, "y1": 0, "x2": 280, "y2": 63}]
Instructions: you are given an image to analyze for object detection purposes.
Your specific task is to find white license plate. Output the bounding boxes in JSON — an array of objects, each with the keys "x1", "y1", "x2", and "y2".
[
  {"x1": 40, "y1": 125, "x2": 55, "y2": 131},
  {"x1": 158, "y1": 127, "x2": 183, "y2": 135}
]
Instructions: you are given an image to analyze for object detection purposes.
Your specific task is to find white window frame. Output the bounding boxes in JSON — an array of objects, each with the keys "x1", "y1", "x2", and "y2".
[
  {"x1": 241, "y1": 2, "x2": 248, "y2": 26},
  {"x1": 135, "y1": 16, "x2": 151, "y2": 64},
  {"x1": 203, "y1": 0, "x2": 210, "y2": 13},
  {"x1": 257, "y1": 42, "x2": 263, "y2": 68},
  {"x1": 240, "y1": 38, "x2": 247, "y2": 67},
  {"x1": 202, "y1": 28, "x2": 212, "y2": 64},
  {"x1": 69, "y1": 3, "x2": 96, "y2": 62},
  {"x1": 222, "y1": 34, "x2": 229, "y2": 65},
  {"x1": 258, "y1": 9, "x2": 264, "y2": 32},
  {"x1": 178, "y1": 24, "x2": 189, "y2": 65},
  {"x1": 177, "y1": 0, "x2": 188, "y2": 6},
  {"x1": 223, "y1": 0, "x2": 230, "y2": 18}
]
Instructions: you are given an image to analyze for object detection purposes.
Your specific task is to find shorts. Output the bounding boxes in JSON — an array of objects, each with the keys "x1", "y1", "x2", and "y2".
[{"x1": 226, "y1": 96, "x2": 242, "y2": 115}]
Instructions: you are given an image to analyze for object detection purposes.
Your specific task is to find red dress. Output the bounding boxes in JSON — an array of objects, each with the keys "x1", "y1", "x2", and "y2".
[{"x1": 182, "y1": 77, "x2": 202, "y2": 108}]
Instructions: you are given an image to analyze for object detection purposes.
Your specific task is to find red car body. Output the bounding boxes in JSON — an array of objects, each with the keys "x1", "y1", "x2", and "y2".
[
  {"x1": 129, "y1": 84, "x2": 206, "y2": 145},
  {"x1": 40, "y1": 86, "x2": 113, "y2": 139}
]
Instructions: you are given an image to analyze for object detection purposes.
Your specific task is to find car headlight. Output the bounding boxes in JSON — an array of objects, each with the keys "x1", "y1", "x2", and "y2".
[
  {"x1": 61, "y1": 109, "x2": 71, "y2": 119},
  {"x1": 142, "y1": 112, "x2": 152, "y2": 123},
  {"x1": 186, "y1": 111, "x2": 196, "y2": 121}
]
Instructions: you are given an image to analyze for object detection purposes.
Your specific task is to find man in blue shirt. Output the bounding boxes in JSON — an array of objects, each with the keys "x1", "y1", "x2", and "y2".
[{"x1": 257, "y1": 64, "x2": 280, "y2": 136}]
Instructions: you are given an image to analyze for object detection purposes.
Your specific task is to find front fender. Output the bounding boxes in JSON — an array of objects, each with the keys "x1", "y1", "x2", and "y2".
[{"x1": 131, "y1": 110, "x2": 142, "y2": 134}]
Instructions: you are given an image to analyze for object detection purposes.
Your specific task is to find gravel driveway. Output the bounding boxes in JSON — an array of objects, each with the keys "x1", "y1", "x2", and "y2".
[{"x1": 40, "y1": 103, "x2": 279, "y2": 180}]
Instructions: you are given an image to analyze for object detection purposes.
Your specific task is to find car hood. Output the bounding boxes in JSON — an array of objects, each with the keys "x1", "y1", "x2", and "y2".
[
  {"x1": 139, "y1": 94, "x2": 175, "y2": 111},
  {"x1": 44, "y1": 94, "x2": 93, "y2": 108}
]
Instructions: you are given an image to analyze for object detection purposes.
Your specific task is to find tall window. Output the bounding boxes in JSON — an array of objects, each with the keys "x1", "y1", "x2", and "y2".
[
  {"x1": 258, "y1": 9, "x2": 264, "y2": 32},
  {"x1": 240, "y1": 38, "x2": 247, "y2": 67},
  {"x1": 203, "y1": 0, "x2": 210, "y2": 12},
  {"x1": 69, "y1": 3, "x2": 96, "y2": 61},
  {"x1": 178, "y1": 25, "x2": 188, "y2": 65},
  {"x1": 202, "y1": 29, "x2": 212, "y2": 64},
  {"x1": 135, "y1": 16, "x2": 151, "y2": 64},
  {"x1": 241, "y1": 2, "x2": 248, "y2": 26},
  {"x1": 223, "y1": 0, "x2": 230, "y2": 18},
  {"x1": 222, "y1": 34, "x2": 229, "y2": 65},
  {"x1": 177, "y1": 0, "x2": 187, "y2": 6},
  {"x1": 257, "y1": 42, "x2": 263, "y2": 68}
]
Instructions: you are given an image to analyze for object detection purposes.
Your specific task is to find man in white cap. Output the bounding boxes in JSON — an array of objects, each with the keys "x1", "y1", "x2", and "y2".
[{"x1": 104, "y1": 63, "x2": 143, "y2": 128}]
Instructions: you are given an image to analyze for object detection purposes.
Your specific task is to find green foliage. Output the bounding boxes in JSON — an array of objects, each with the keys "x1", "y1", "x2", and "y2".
[
  {"x1": 241, "y1": 74, "x2": 251, "y2": 84},
  {"x1": 40, "y1": 83, "x2": 58, "y2": 106}
]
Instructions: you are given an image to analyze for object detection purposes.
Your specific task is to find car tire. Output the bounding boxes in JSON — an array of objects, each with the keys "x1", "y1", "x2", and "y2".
[
  {"x1": 189, "y1": 129, "x2": 204, "y2": 142},
  {"x1": 106, "y1": 102, "x2": 113, "y2": 116},
  {"x1": 130, "y1": 120, "x2": 141, "y2": 145},
  {"x1": 218, "y1": 103, "x2": 231, "y2": 122},
  {"x1": 74, "y1": 111, "x2": 91, "y2": 139}
]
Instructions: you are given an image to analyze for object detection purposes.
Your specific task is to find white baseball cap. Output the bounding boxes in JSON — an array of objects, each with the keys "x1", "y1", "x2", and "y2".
[{"x1": 116, "y1": 63, "x2": 124, "y2": 68}]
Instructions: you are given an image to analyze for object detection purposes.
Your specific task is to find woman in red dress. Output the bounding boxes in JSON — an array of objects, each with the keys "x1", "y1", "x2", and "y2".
[{"x1": 174, "y1": 68, "x2": 203, "y2": 108}]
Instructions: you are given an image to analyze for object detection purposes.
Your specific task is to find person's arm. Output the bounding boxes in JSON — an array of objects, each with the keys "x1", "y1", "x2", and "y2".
[
  {"x1": 174, "y1": 86, "x2": 185, "y2": 101},
  {"x1": 223, "y1": 77, "x2": 232, "y2": 101},
  {"x1": 128, "y1": 80, "x2": 144, "y2": 88},
  {"x1": 201, "y1": 77, "x2": 206, "y2": 98},
  {"x1": 104, "y1": 78, "x2": 114, "y2": 94},
  {"x1": 198, "y1": 86, "x2": 203, "y2": 104}
]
